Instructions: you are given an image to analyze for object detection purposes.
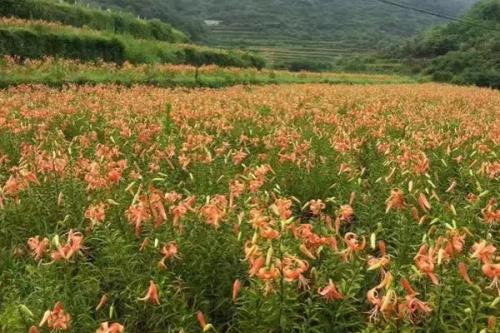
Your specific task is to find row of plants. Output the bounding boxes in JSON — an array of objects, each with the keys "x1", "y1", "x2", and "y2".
[
  {"x1": 0, "y1": 0, "x2": 188, "y2": 43},
  {"x1": 0, "y1": 56, "x2": 416, "y2": 88},
  {"x1": 398, "y1": 0, "x2": 500, "y2": 89},
  {"x1": 0, "y1": 18, "x2": 266, "y2": 68}
]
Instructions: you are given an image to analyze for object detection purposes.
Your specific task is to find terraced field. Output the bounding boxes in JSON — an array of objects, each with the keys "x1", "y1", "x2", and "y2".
[{"x1": 204, "y1": 25, "x2": 398, "y2": 70}]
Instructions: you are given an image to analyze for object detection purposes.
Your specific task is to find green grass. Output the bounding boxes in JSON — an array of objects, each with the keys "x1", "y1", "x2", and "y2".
[
  {"x1": 0, "y1": 57, "x2": 419, "y2": 89},
  {"x1": 0, "y1": 18, "x2": 266, "y2": 68},
  {"x1": 0, "y1": 0, "x2": 188, "y2": 42}
]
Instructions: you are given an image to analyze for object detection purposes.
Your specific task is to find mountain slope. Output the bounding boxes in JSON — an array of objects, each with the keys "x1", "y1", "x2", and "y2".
[
  {"x1": 0, "y1": 0, "x2": 188, "y2": 43},
  {"x1": 402, "y1": 0, "x2": 500, "y2": 88},
  {"x1": 82, "y1": 0, "x2": 477, "y2": 67}
]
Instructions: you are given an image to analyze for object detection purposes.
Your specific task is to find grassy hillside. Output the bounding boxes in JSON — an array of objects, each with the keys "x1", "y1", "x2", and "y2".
[
  {"x1": 82, "y1": 0, "x2": 477, "y2": 69},
  {"x1": 0, "y1": 0, "x2": 188, "y2": 43},
  {"x1": 0, "y1": 2, "x2": 266, "y2": 69},
  {"x1": 401, "y1": 0, "x2": 500, "y2": 88}
]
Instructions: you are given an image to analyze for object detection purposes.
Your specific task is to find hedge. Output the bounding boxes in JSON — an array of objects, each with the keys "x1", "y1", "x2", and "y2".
[
  {"x1": 0, "y1": 0, "x2": 188, "y2": 43},
  {"x1": 0, "y1": 27, "x2": 266, "y2": 68},
  {"x1": 0, "y1": 28, "x2": 125, "y2": 62}
]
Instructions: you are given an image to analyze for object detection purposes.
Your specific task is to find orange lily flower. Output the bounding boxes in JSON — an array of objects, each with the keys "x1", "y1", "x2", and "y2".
[
  {"x1": 200, "y1": 196, "x2": 227, "y2": 229},
  {"x1": 488, "y1": 316, "x2": 497, "y2": 331},
  {"x1": 149, "y1": 189, "x2": 167, "y2": 228},
  {"x1": 229, "y1": 180, "x2": 245, "y2": 207},
  {"x1": 84, "y1": 203, "x2": 107, "y2": 228},
  {"x1": 335, "y1": 204, "x2": 354, "y2": 233},
  {"x1": 256, "y1": 265, "x2": 280, "y2": 281},
  {"x1": 366, "y1": 272, "x2": 396, "y2": 321},
  {"x1": 273, "y1": 198, "x2": 293, "y2": 220},
  {"x1": 293, "y1": 224, "x2": 336, "y2": 252},
  {"x1": 386, "y1": 189, "x2": 405, "y2": 213},
  {"x1": 170, "y1": 204, "x2": 188, "y2": 228},
  {"x1": 368, "y1": 241, "x2": 390, "y2": 271},
  {"x1": 317, "y1": 279, "x2": 343, "y2": 301},
  {"x1": 398, "y1": 278, "x2": 432, "y2": 323},
  {"x1": 414, "y1": 244, "x2": 439, "y2": 285},
  {"x1": 138, "y1": 280, "x2": 160, "y2": 305},
  {"x1": 309, "y1": 199, "x2": 325, "y2": 216},
  {"x1": 39, "y1": 302, "x2": 71, "y2": 330},
  {"x1": 338, "y1": 204, "x2": 354, "y2": 221},
  {"x1": 481, "y1": 262, "x2": 500, "y2": 291},
  {"x1": 341, "y1": 232, "x2": 366, "y2": 261},
  {"x1": 248, "y1": 256, "x2": 265, "y2": 277},
  {"x1": 51, "y1": 230, "x2": 84, "y2": 262},
  {"x1": 27, "y1": 236, "x2": 49, "y2": 261},
  {"x1": 260, "y1": 226, "x2": 280, "y2": 240},
  {"x1": 126, "y1": 200, "x2": 151, "y2": 236},
  {"x1": 471, "y1": 240, "x2": 496, "y2": 263},
  {"x1": 482, "y1": 199, "x2": 499, "y2": 224},
  {"x1": 281, "y1": 256, "x2": 309, "y2": 284},
  {"x1": 96, "y1": 322, "x2": 125, "y2": 333},
  {"x1": 159, "y1": 241, "x2": 179, "y2": 269}
]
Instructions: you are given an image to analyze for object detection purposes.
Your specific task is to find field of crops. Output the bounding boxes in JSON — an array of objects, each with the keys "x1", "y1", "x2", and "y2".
[
  {"x1": 205, "y1": 26, "x2": 352, "y2": 64},
  {"x1": 203, "y1": 26, "x2": 401, "y2": 72},
  {"x1": 0, "y1": 56, "x2": 415, "y2": 88},
  {"x1": 0, "y1": 83, "x2": 499, "y2": 332}
]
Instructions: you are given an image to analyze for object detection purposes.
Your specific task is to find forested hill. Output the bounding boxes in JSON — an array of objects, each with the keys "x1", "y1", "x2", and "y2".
[
  {"x1": 82, "y1": 0, "x2": 476, "y2": 42},
  {"x1": 401, "y1": 0, "x2": 500, "y2": 88},
  {"x1": 81, "y1": 0, "x2": 477, "y2": 68}
]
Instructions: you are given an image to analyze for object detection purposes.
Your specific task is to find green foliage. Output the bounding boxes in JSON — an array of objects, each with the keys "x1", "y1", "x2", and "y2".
[
  {"x1": 0, "y1": 83, "x2": 498, "y2": 332},
  {"x1": 0, "y1": 23, "x2": 265, "y2": 68},
  {"x1": 401, "y1": 0, "x2": 500, "y2": 88},
  {"x1": 0, "y1": 0, "x2": 188, "y2": 43},
  {"x1": 0, "y1": 0, "x2": 266, "y2": 68},
  {"x1": 81, "y1": 0, "x2": 476, "y2": 66},
  {"x1": 275, "y1": 61, "x2": 332, "y2": 73},
  {"x1": 83, "y1": 0, "x2": 476, "y2": 44},
  {"x1": 0, "y1": 27, "x2": 125, "y2": 63},
  {"x1": 0, "y1": 57, "x2": 417, "y2": 89}
]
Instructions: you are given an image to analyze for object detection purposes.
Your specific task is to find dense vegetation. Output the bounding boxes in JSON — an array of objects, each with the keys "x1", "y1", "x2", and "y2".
[
  {"x1": 83, "y1": 0, "x2": 476, "y2": 43},
  {"x1": 82, "y1": 0, "x2": 477, "y2": 68},
  {"x1": 0, "y1": 83, "x2": 499, "y2": 332},
  {"x1": 0, "y1": 56, "x2": 415, "y2": 88},
  {"x1": 0, "y1": 2, "x2": 499, "y2": 333},
  {"x1": 0, "y1": 0, "x2": 187, "y2": 43},
  {"x1": 0, "y1": 15, "x2": 265, "y2": 69},
  {"x1": 0, "y1": 22, "x2": 124, "y2": 64},
  {"x1": 400, "y1": 0, "x2": 500, "y2": 88}
]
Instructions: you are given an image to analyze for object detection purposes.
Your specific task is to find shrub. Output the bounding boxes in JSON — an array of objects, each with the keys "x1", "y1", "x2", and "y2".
[
  {"x1": 276, "y1": 60, "x2": 332, "y2": 72},
  {"x1": 0, "y1": 0, "x2": 188, "y2": 42},
  {"x1": 0, "y1": 28, "x2": 125, "y2": 62},
  {"x1": 0, "y1": 22, "x2": 266, "y2": 68}
]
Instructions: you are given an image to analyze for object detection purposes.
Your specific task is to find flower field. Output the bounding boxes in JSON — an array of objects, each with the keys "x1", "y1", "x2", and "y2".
[
  {"x1": 0, "y1": 56, "x2": 414, "y2": 88},
  {"x1": 0, "y1": 83, "x2": 499, "y2": 332}
]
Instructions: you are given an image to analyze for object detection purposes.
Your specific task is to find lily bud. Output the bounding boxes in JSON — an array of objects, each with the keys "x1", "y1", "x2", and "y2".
[{"x1": 265, "y1": 246, "x2": 274, "y2": 267}]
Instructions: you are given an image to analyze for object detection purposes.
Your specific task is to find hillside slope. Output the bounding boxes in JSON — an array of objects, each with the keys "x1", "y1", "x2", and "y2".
[
  {"x1": 0, "y1": 1, "x2": 265, "y2": 68},
  {"x1": 401, "y1": 0, "x2": 500, "y2": 88},
  {"x1": 0, "y1": 0, "x2": 188, "y2": 43},
  {"x1": 82, "y1": 0, "x2": 477, "y2": 68}
]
